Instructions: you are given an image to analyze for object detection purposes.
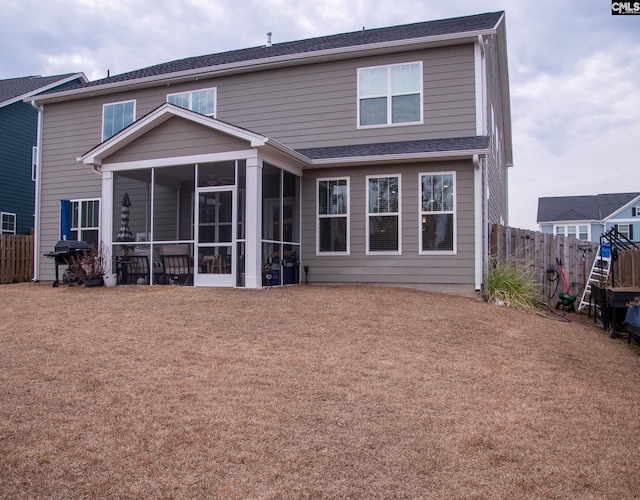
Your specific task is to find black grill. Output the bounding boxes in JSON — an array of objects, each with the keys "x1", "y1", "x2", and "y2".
[{"x1": 44, "y1": 240, "x2": 91, "y2": 286}]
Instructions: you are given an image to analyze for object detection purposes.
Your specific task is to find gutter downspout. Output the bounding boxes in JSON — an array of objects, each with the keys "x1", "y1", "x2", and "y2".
[
  {"x1": 473, "y1": 154, "x2": 483, "y2": 291},
  {"x1": 30, "y1": 100, "x2": 43, "y2": 281}
]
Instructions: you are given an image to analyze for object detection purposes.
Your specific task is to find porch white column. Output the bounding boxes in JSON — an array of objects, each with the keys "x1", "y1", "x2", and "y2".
[
  {"x1": 245, "y1": 157, "x2": 263, "y2": 288},
  {"x1": 101, "y1": 171, "x2": 114, "y2": 272}
]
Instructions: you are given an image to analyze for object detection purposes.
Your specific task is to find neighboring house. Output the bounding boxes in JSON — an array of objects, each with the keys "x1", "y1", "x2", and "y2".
[
  {"x1": 537, "y1": 192, "x2": 640, "y2": 243},
  {"x1": 0, "y1": 73, "x2": 86, "y2": 235},
  {"x1": 30, "y1": 11, "x2": 512, "y2": 294}
]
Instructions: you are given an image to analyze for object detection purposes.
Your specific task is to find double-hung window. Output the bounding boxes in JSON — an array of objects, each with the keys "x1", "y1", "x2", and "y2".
[
  {"x1": 71, "y1": 199, "x2": 100, "y2": 247},
  {"x1": 554, "y1": 225, "x2": 590, "y2": 240},
  {"x1": 102, "y1": 100, "x2": 135, "y2": 141},
  {"x1": 1, "y1": 212, "x2": 16, "y2": 234},
  {"x1": 358, "y1": 62, "x2": 422, "y2": 127},
  {"x1": 616, "y1": 223, "x2": 633, "y2": 240},
  {"x1": 367, "y1": 175, "x2": 401, "y2": 254},
  {"x1": 167, "y1": 88, "x2": 216, "y2": 116},
  {"x1": 420, "y1": 172, "x2": 455, "y2": 253},
  {"x1": 317, "y1": 178, "x2": 349, "y2": 254}
]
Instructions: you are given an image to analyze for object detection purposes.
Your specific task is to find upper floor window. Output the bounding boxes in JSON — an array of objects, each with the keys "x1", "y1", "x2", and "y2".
[
  {"x1": 1, "y1": 212, "x2": 16, "y2": 234},
  {"x1": 554, "y1": 225, "x2": 590, "y2": 240},
  {"x1": 167, "y1": 88, "x2": 216, "y2": 116},
  {"x1": 420, "y1": 172, "x2": 455, "y2": 253},
  {"x1": 358, "y1": 62, "x2": 422, "y2": 128},
  {"x1": 367, "y1": 175, "x2": 401, "y2": 255},
  {"x1": 632, "y1": 206, "x2": 640, "y2": 217},
  {"x1": 71, "y1": 199, "x2": 100, "y2": 247},
  {"x1": 317, "y1": 177, "x2": 349, "y2": 255},
  {"x1": 102, "y1": 100, "x2": 135, "y2": 141}
]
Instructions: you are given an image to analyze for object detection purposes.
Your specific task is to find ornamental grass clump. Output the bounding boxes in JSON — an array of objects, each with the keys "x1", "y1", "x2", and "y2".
[{"x1": 485, "y1": 259, "x2": 539, "y2": 312}]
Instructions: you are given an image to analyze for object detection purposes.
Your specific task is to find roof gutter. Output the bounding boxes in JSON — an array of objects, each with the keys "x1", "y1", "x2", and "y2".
[
  {"x1": 304, "y1": 148, "x2": 488, "y2": 167},
  {"x1": 30, "y1": 29, "x2": 497, "y2": 105}
]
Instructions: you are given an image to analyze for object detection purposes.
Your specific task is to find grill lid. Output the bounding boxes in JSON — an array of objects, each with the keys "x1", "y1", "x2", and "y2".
[{"x1": 53, "y1": 240, "x2": 91, "y2": 253}]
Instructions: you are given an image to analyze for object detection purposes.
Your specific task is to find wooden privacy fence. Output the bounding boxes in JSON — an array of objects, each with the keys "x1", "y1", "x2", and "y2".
[
  {"x1": 0, "y1": 234, "x2": 34, "y2": 284},
  {"x1": 490, "y1": 225, "x2": 599, "y2": 303},
  {"x1": 613, "y1": 248, "x2": 640, "y2": 287}
]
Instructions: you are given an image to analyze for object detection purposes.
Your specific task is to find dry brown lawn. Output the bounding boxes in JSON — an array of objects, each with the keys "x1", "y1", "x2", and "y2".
[{"x1": 1, "y1": 282, "x2": 640, "y2": 499}]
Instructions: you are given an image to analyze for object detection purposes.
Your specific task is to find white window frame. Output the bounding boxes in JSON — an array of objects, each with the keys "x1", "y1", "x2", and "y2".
[
  {"x1": 419, "y1": 172, "x2": 456, "y2": 255},
  {"x1": 316, "y1": 177, "x2": 350, "y2": 256},
  {"x1": 32, "y1": 146, "x2": 38, "y2": 182},
  {"x1": 357, "y1": 61, "x2": 423, "y2": 129},
  {"x1": 366, "y1": 174, "x2": 401, "y2": 255},
  {"x1": 632, "y1": 206, "x2": 640, "y2": 217},
  {"x1": 616, "y1": 223, "x2": 631, "y2": 239},
  {"x1": 167, "y1": 87, "x2": 217, "y2": 117},
  {"x1": 1, "y1": 212, "x2": 16, "y2": 234},
  {"x1": 70, "y1": 198, "x2": 101, "y2": 243},
  {"x1": 553, "y1": 224, "x2": 591, "y2": 241},
  {"x1": 102, "y1": 100, "x2": 136, "y2": 141}
]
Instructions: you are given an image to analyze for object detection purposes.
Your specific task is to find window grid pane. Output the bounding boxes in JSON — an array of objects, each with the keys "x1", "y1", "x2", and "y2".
[
  {"x1": 318, "y1": 179, "x2": 348, "y2": 253},
  {"x1": 359, "y1": 62, "x2": 421, "y2": 126},
  {"x1": 421, "y1": 173, "x2": 454, "y2": 252},
  {"x1": 391, "y1": 63, "x2": 421, "y2": 94}
]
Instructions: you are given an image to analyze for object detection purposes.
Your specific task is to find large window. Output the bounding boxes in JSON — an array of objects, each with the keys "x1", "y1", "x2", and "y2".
[
  {"x1": 317, "y1": 177, "x2": 349, "y2": 254},
  {"x1": 358, "y1": 62, "x2": 422, "y2": 127},
  {"x1": 71, "y1": 199, "x2": 100, "y2": 247},
  {"x1": 420, "y1": 173, "x2": 455, "y2": 253},
  {"x1": 554, "y1": 225, "x2": 590, "y2": 240},
  {"x1": 102, "y1": 100, "x2": 135, "y2": 141},
  {"x1": 367, "y1": 175, "x2": 400, "y2": 254},
  {"x1": 167, "y1": 88, "x2": 216, "y2": 116},
  {"x1": 1, "y1": 212, "x2": 16, "y2": 234}
]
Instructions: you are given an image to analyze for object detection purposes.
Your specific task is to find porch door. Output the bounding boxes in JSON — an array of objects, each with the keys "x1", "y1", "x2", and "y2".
[{"x1": 195, "y1": 188, "x2": 235, "y2": 287}]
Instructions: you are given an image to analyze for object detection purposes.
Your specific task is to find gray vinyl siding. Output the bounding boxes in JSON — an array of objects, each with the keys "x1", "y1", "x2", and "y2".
[
  {"x1": 105, "y1": 117, "x2": 250, "y2": 164},
  {"x1": 300, "y1": 160, "x2": 476, "y2": 285},
  {"x1": 37, "y1": 43, "x2": 478, "y2": 281},
  {"x1": 484, "y1": 36, "x2": 509, "y2": 225}
]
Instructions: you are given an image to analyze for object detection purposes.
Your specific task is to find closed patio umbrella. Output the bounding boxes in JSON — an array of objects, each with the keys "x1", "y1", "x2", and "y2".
[{"x1": 115, "y1": 192, "x2": 134, "y2": 242}]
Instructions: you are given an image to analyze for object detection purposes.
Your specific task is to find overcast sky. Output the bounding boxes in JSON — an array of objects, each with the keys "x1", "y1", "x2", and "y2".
[{"x1": 2, "y1": 0, "x2": 638, "y2": 230}]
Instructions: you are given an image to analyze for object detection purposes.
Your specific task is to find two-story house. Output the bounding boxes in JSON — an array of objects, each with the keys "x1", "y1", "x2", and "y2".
[
  {"x1": 0, "y1": 73, "x2": 85, "y2": 235},
  {"x1": 30, "y1": 11, "x2": 512, "y2": 294},
  {"x1": 537, "y1": 192, "x2": 640, "y2": 243}
]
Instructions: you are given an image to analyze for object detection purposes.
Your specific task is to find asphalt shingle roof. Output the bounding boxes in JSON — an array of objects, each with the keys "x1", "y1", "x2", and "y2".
[
  {"x1": 53, "y1": 11, "x2": 503, "y2": 92},
  {"x1": 537, "y1": 193, "x2": 640, "y2": 222},
  {"x1": 0, "y1": 74, "x2": 78, "y2": 103},
  {"x1": 297, "y1": 136, "x2": 489, "y2": 160}
]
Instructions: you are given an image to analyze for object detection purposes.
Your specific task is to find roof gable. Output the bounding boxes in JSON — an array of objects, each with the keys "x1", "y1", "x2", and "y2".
[
  {"x1": 0, "y1": 73, "x2": 86, "y2": 107},
  {"x1": 80, "y1": 103, "x2": 304, "y2": 166},
  {"x1": 537, "y1": 192, "x2": 640, "y2": 223}
]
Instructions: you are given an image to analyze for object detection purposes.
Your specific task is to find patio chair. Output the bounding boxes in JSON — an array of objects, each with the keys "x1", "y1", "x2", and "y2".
[
  {"x1": 117, "y1": 255, "x2": 150, "y2": 285},
  {"x1": 159, "y1": 244, "x2": 193, "y2": 285}
]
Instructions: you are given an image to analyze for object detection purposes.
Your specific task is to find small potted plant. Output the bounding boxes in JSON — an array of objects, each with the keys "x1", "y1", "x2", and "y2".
[{"x1": 70, "y1": 242, "x2": 109, "y2": 287}]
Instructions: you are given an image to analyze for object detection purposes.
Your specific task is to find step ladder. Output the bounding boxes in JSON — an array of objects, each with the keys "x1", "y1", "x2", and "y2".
[{"x1": 577, "y1": 244, "x2": 611, "y2": 312}]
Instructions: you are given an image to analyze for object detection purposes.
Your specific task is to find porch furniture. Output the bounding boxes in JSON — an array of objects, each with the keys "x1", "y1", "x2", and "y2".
[
  {"x1": 117, "y1": 255, "x2": 150, "y2": 285},
  {"x1": 159, "y1": 244, "x2": 193, "y2": 285}
]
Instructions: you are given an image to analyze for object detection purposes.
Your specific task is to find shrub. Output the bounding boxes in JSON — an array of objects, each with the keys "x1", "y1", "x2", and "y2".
[{"x1": 485, "y1": 259, "x2": 539, "y2": 311}]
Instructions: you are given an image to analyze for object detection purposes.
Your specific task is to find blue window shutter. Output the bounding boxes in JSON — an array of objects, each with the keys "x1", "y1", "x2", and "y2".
[{"x1": 60, "y1": 200, "x2": 71, "y2": 240}]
